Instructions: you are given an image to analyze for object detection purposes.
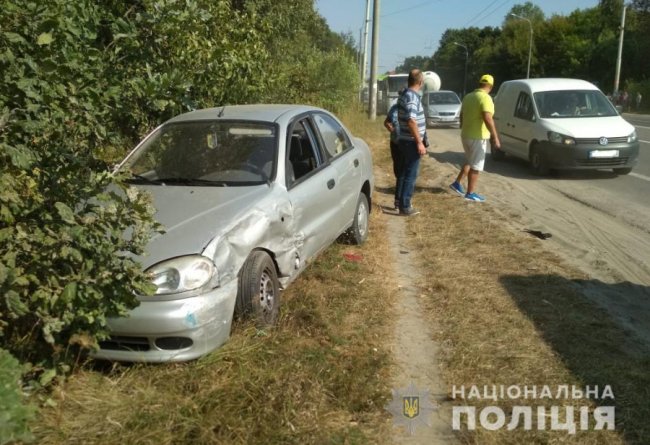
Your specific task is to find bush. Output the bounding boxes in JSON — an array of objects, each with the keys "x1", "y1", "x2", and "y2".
[
  {"x1": 0, "y1": 0, "x2": 160, "y2": 376},
  {"x1": 0, "y1": 349, "x2": 34, "y2": 444},
  {"x1": 0, "y1": 0, "x2": 359, "y2": 383}
]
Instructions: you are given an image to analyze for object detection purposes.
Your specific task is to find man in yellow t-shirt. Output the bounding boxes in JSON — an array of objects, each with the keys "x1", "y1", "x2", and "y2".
[{"x1": 449, "y1": 74, "x2": 501, "y2": 202}]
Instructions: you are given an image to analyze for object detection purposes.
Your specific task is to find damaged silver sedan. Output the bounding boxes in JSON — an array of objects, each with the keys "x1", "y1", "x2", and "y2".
[{"x1": 94, "y1": 105, "x2": 374, "y2": 362}]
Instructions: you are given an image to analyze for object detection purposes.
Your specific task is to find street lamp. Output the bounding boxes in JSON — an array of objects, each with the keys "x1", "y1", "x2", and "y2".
[
  {"x1": 453, "y1": 42, "x2": 468, "y2": 96},
  {"x1": 510, "y1": 13, "x2": 533, "y2": 79}
]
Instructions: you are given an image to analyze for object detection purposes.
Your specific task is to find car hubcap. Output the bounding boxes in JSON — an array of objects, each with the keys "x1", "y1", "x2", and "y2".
[
  {"x1": 258, "y1": 270, "x2": 274, "y2": 314},
  {"x1": 357, "y1": 201, "x2": 368, "y2": 238}
]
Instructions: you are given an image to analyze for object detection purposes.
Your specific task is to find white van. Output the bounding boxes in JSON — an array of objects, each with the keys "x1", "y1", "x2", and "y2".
[{"x1": 493, "y1": 78, "x2": 639, "y2": 175}]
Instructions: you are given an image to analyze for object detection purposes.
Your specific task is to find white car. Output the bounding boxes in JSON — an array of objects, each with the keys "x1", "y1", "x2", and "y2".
[
  {"x1": 94, "y1": 105, "x2": 374, "y2": 362},
  {"x1": 493, "y1": 78, "x2": 639, "y2": 175}
]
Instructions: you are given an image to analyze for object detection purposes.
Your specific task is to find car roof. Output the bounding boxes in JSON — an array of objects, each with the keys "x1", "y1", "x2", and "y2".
[
  {"x1": 167, "y1": 104, "x2": 323, "y2": 124},
  {"x1": 501, "y1": 78, "x2": 599, "y2": 93}
]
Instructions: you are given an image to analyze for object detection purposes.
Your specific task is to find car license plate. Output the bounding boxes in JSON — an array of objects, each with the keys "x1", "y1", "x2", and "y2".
[{"x1": 589, "y1": 150, "x2": 619, "y2": 158}]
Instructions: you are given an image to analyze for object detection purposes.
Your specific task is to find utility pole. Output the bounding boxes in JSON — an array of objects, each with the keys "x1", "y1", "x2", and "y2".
[
  {"x1": 453, "y1": 42, "x2": 468, "y2": 96},
  {"x1": 368, "y1": 0, "x2": 379, "y2": 120},
  {"x1": 509, "y1": 13, "x2": 533, "y2": 79},
  {"x1": 361, "y1": 0, "x2": 371, "y2": 87},
  {"x1": 614, "y1": 5, "x2": 626, "y2": 94}
]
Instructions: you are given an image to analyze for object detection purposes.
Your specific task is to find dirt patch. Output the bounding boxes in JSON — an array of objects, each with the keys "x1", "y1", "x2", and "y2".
[{"x1": 382, "y1": 210, "x2": 458, "y2": 443}]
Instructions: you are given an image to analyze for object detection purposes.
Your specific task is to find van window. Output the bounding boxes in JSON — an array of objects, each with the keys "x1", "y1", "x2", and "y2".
[
  {"x1": 514, "y1": 92, "x2": 535, "y2": 121},
  {"x1": 534, "y1": 90, "x2": 618, "y2": 118}
]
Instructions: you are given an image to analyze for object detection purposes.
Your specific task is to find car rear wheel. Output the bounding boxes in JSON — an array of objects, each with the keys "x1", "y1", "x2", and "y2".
[
  {"x1": 614, "y1": 167, "x2": 632, "y2": 175},
  {"x1": 347, "y1": 193, "x2": 369, "y2": 245},
  {"x1": 530, "y1": 145, "x2": 550, "y2": 176},
  {"x1": 491, "y1": 148, "x2": 506, "y2": 161},
  {"x1": 236, "y1": 251, "x2": 280, "y2": 326}
]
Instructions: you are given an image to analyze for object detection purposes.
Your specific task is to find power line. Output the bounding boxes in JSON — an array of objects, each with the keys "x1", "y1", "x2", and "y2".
[
  {"x1": 464, "y1": 0, "x2": 502, "y2": 27},
  {"x1": 381, "y1": 0, "x2": 443, "y2": 18},
  {"x1": 465, "y1": 0, "x2": 514, "y2": 27}
]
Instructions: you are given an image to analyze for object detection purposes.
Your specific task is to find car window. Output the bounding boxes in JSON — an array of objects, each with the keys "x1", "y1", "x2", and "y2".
[
  {"x1": 312, "y1": 113, "x2": 353, "y2": 159},
  {"x1": 514, "y1": 92, "x2": 535, "y2": 121},
  {"x1": 286, "y1": 119, "x2": 322, "y2": 187}
]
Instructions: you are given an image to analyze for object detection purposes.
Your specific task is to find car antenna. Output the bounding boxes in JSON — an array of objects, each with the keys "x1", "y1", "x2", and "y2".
[{"x1": 217, "y1": 105, "x2": 225, "y2": 117}]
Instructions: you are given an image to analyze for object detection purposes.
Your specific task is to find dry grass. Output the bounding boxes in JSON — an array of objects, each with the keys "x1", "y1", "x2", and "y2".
[
  {"x1": 33, "y1": 108, "x2": 397, "y2": 445},
  {"x1": 401, "y1": 157, "x2": 650, "y2": 444},
  {"x1": 32, "y1": 108, "x2": 649, "y2": 444}
]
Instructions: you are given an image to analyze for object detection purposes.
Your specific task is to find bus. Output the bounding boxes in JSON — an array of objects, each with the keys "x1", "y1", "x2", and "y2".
[{"x1": 377, "y1": 73, "x2": 408, "y2": 114}]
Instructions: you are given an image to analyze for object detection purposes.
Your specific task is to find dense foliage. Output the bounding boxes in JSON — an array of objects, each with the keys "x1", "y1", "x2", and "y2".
[
  {"x1": 0, "y1": 1, "x2": 358, "y2": 438},
  {"x1": 403, "y1": 1, "x2": 650, "y2": 105},
  {"x1": 0, "y1": 349, "x2": 34, "y2": 444}
]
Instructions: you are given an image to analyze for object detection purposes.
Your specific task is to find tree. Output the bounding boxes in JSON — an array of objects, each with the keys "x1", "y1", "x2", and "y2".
[
  {"x1": 506, "y1": 2, "x2": 545, "y2": 24},
  {"x1": 395, "y1": 55, "x2": 434, "y2": 73}
]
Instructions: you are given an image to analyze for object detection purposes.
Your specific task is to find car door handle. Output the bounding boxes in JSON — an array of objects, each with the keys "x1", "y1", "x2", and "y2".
[
  {"x1": 354, "y1": 159, "x2": 359, "y2": 168},
  {"x1": 327, "y1": 179, "x2": 335, "y2": 189}
]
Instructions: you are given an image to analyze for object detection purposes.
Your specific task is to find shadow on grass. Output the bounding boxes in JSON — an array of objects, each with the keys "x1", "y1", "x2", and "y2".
[
  {"x1": 500, "y1": 274, "x2": 650, "y2": 444},
  {"x1": 375, "y1": 185, "x2": 447, "y2": 197}
]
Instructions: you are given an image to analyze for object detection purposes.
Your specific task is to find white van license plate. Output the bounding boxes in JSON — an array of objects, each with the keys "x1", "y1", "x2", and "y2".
[{"x1": 589, "y1": 150, "x2": 619, "y2": 158}]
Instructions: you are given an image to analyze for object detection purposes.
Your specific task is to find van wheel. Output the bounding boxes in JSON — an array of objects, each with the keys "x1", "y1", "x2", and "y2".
[
  {"x1": 492, "y1": 148, "x2": 505, "y2": 161},
  {"x1": 530, "y1": 145, "x2": 550, "y2": 176},
  {"x1": 236, "y1": 251, "x2": 280, "y2": 326},
  {"x1": 614, "y1": 167, "x2": 632, "y2": 175}
]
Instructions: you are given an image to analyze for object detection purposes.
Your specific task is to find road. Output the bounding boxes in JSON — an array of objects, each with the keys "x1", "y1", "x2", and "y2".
[{"x1": 425, "y1": 116, "x2": 650, "y2": 346}]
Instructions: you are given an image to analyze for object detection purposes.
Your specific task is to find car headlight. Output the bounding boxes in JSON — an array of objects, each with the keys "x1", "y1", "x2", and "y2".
[
  {"x1": 147, "y1": 255, "x2": 218, "y2": 295},
  {"x1": 628, "y1": 130, "x2": 637, "y2": 143},
  {"x1": 548, "y1": 131, "x2": 576, "y2": 145},
  {"x1": 428, "y1": 109, "x2": 439, "y2": 117}
]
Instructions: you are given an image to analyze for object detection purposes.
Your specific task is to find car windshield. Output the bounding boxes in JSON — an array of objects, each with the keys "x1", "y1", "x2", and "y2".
[
  {"x1": 428, "y1": 92, "x2": 460, "y2": 105},
  {"x1": 534, "y1": 89, "x2": 618, "y2": 119},
  {"x1": 121, "y1": 121, "x2": 277, "y2": 186}
]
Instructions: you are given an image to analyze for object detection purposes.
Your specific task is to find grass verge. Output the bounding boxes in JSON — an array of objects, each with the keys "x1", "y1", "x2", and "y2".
[{"x1": 401, "y1": 157, "x2": 650, "y2": 444}]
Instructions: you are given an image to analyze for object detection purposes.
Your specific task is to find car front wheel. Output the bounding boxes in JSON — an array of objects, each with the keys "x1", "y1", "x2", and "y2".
[
  {"x1": 236, "y1": 251, "x2": 280, "y2": 326},
  {"x1": 614, "y1": 167, "x2": 632, "y2": 175},
  {"x1": 492, "y1": 148, "x2": 506, "y2": 161}
]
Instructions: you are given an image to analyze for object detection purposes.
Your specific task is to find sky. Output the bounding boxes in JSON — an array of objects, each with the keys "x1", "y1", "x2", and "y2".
[{"x1": 315, "y1": 0, "x2": 600, "y2": 74}]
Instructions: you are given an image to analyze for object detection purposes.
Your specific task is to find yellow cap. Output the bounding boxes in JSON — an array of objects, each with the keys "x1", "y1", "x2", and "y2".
[{"x1": 479, "y1": 74, "x2": 494, "y2": 86}]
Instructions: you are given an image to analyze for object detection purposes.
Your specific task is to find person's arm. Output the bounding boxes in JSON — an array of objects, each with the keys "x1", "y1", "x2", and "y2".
[
  {"x1": 384, "y1": 106, "x2": 397, "y2": 133},
  {"x1": 482, "y1": 111, "x2": 501, "y2": 149},
  {"x1": 383, "y1": 117, "x2": 394, "y2": 133},
  {"x1": 407, "y1": 118, "x2": 426, "y2": 155}
]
